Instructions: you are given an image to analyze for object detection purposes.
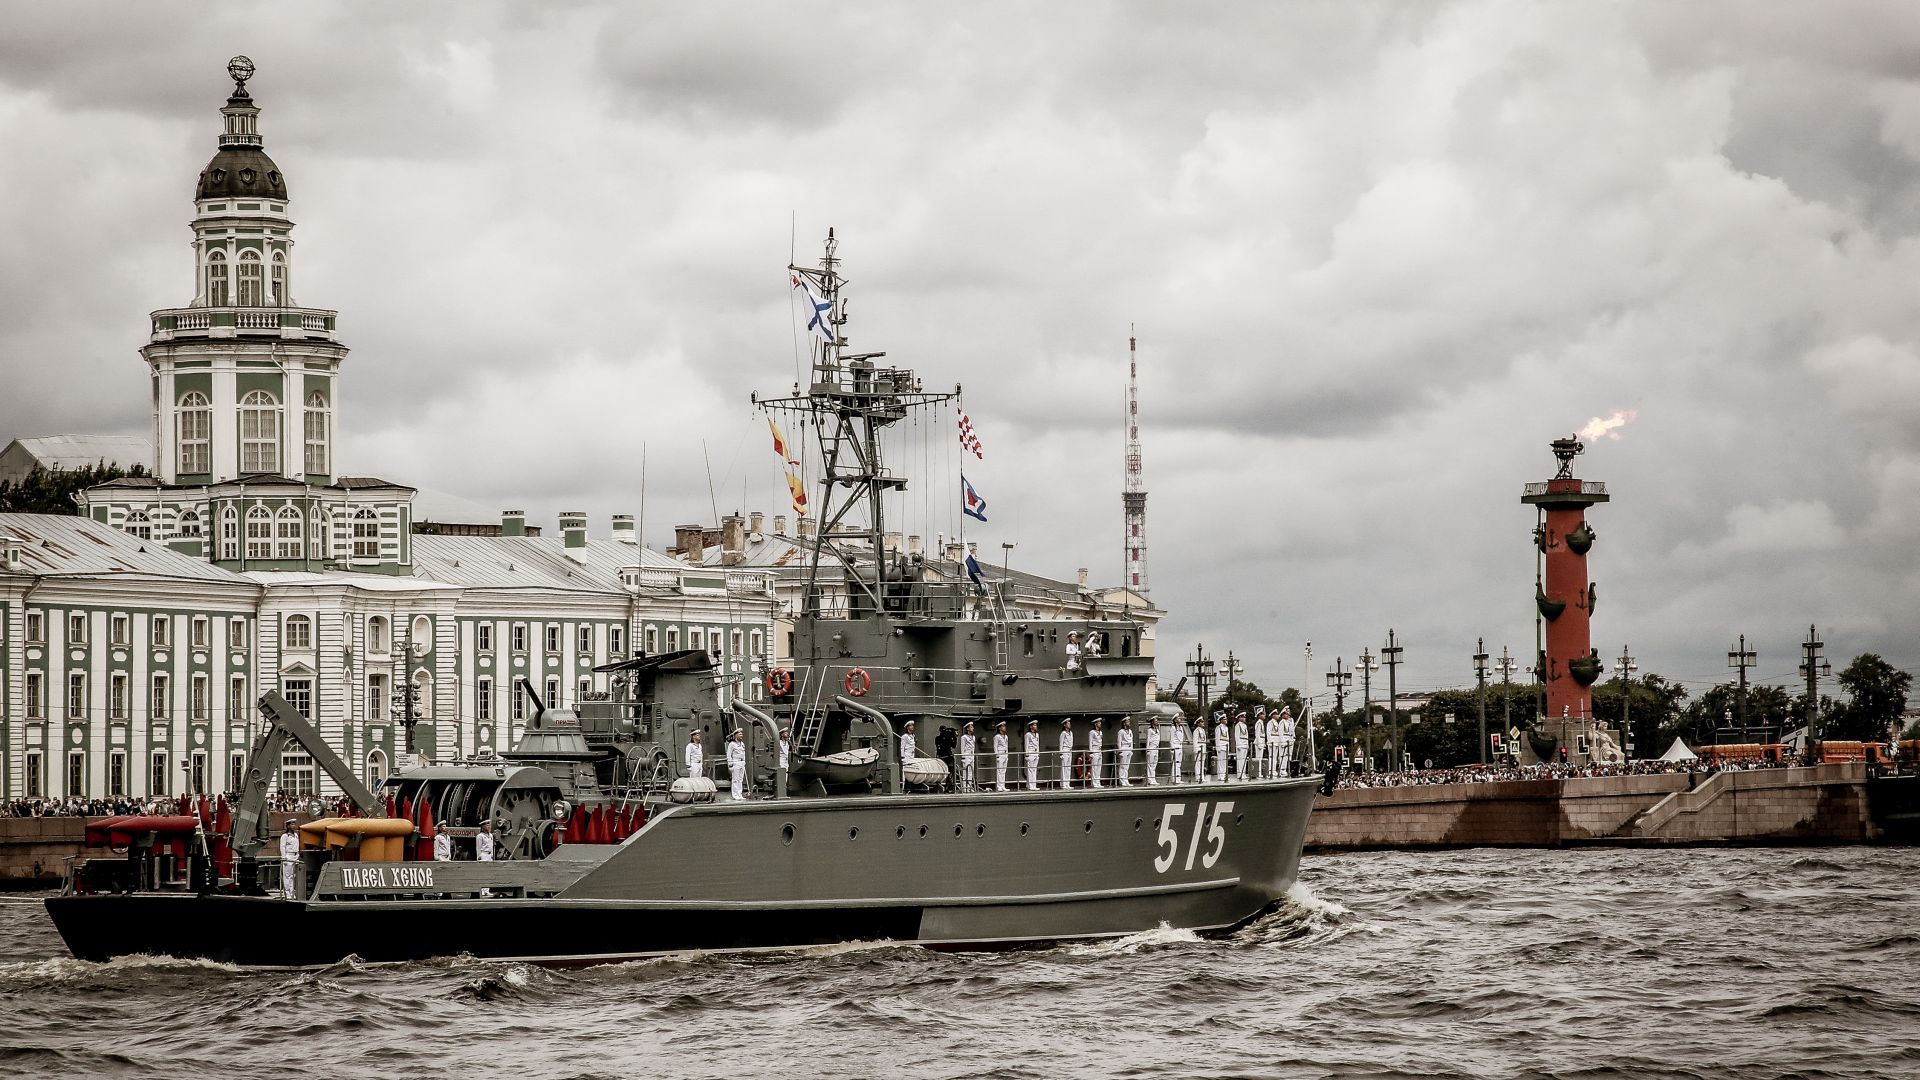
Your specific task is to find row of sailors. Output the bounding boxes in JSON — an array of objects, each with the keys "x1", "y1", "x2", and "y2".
[
  {"x1": 926, "y1": 709, "x2": 1297, "y2": 790},
  {"x1": 684, "y1": 708, "x2": 1299, "y2": 797}
]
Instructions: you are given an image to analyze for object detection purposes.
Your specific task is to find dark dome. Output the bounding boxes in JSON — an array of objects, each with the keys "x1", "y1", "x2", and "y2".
[{"x1": 196, "y1": 147, "x2": 288, "y2": 201}]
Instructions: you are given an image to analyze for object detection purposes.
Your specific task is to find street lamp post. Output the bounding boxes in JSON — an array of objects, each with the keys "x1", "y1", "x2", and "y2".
[
  {"x1": 1326, "y1": 657, "x2": 1352, "y2": 767},
  {"x1": 1727, "y1": 634, "x2": 1756, "y2": 732},
  {"x1": 1473, "y1": 638, "x2": 1490, "y2": 765},
  {"x1": 1358, "y1": 647, "x2": 1380, "y2": 771},
  {"x1": 1382, "y1": 630, "x2": 1405, "y2": 771},
  {"x1": 1495, "y1": 646, "x2": 1517, "y2": 762},
  {"x1": 1222, "y1": 651, "x2": 1244, "y2": 709},
  {"x1": 1798, "y1": 624, "x2": 1831, "y2": 760},
  {"x1": 1613, "y1": 645, "x2": 1637, "y2": 761},
  {"x1": 1184, "y1": 644, "x2": 1215, "y2": 722}
]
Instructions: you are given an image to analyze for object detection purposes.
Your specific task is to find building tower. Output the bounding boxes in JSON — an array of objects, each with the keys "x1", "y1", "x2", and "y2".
[
  {"x1": 145, "y1": 55, "x2": 348, "y2": 488},
  {"x1": 1122, "y1": 331, "x2": 1149, "y2": 596},
  {"x1": 1521, "y1": 435, "x2": 1608, "y2": 738}
]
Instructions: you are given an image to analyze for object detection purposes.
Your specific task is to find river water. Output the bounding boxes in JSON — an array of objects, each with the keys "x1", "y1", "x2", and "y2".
[{"x1": 1, "y1": 846, "x2": 1914, "y2": 1080}]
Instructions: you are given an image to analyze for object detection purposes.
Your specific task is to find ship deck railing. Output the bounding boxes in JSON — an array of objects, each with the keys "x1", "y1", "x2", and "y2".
[{"x1": 903, "y1": 745, "x2": 1306, "y2": 791}]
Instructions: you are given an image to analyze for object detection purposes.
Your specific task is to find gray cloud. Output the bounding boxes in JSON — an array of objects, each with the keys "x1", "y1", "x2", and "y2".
[{"x1": 3, "y1": 0, "x2": 1919, "y2": 701}]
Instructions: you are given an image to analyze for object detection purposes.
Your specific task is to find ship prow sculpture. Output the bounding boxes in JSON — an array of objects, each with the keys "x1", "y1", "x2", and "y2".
[{"x1": 45, "y1": 233, "x2": 1323, "y2": 967}]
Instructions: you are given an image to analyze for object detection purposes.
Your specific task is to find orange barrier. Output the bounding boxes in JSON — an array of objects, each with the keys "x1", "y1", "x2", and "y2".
[{"x1": 299, "y1": 817, "x2": 416, "y2": 862}]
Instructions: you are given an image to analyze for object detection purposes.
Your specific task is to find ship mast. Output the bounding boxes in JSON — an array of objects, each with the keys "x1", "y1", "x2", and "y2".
[{"x1": 754, "y1": 231, "x2": 958, "y2": 619}]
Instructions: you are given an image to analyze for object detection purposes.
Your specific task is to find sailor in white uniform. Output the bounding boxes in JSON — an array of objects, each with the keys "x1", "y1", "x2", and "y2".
[
  {"x1": 1143, "y1": 717, "x2": 1160, "y2": 785},
  {"x1": 1116, "y1": 717, "x2": 1135, "y2": 786},
  {"x1": 475, "y1": 820, "x2": 496, "y2": 862},
  {"x1": 1057, "y1": 719, "x2": 1075, "y2": 789},
  {"x1": 1190, "y1": 718, "x2": 1206, "y2": 783},
  {"x1": 1168, "y1": 716, "x2": 1184, "y2": 784},
  {"x1": 1250, "y1": 706, "x2": 1267, "y2": 780},
  {"x1": 685, "y1": 731, "x2": 705, "y2": 779},
  {"x1": 1065, "y1": 631, "x2": 1083, "y2": 675},
  {"x1": 1214, "y1": 714, "x2": 1230, "y2": 782},
  {"x1": 959, "y1": 721, "x2": 978, "y2": 792},
  {"x1": 1087, "y1": 718, "x2": 1105, "y2": 788},
  {"x1": 1024, "y1": 719, "x2": 1041, "y2": 791},
  {"x1": 1267, "y1": 710, "x2": 1285, "y2": 778},
  {"x1": 1278, "y1": 707, "x2": 1297, "y2": 778},
  {"x1": 433, "y1": 822, "x2": 452, "y2": 862},
  {"x1": 278, "y1": 821, "x2": 299, "y2": 899},
  {"x1": 1232, "y1": 712, "x2": 1250, "y2": 781},
  {"x1": 726, "y1": 728, "x2": 748, "y2": 800},
  {"x1": 900, "y1": 719, "x2": 918, "y2": 763},
  {"x1": 778, "y1": 727, "x2": 792, "y2": 773},
  {"x1": 993, "y1": 721, "x2": 1010, "y2": 792}
]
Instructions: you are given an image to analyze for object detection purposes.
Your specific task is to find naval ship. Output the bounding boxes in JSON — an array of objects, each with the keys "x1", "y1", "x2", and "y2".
[{"x1": 46, "y1": 235, "x2": 1327, "y2": 967}]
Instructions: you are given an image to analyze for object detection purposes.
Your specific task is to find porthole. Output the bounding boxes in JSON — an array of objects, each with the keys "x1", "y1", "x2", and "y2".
[
  {"x1": 1133, "y1": 817, "x2": 1143, "y2": 832},
  {"x1": 953, "y1": 823, "x2": 964, "y2": 837},
  {"x1": 848, "y1": 826, "x2": 859, "y2": 840},
  {"x1": 781, "y1": 823, "x2": 795, "y2": 846},
  {"x1": 919, "y1": 824, "x2": 928, "y2": 838},
  {"x1": 1151, "y1": 817, "x2": 1161, "y2": 831},
  {"x1": 1019, "y1": 822, "x2": 1029, "y2": 836},
  {"x1": 1235, "y1": 813, "x2": 1246, "y2": 826},
  {"x1": 896, "y1": 825, "x2": 906, "y2": 839},
  {"x1": 1083, "y1": 820, "x2": 1094, "y2": 833},
  {"x1": 976, "y1": 823, "x2": 986, "y2": 837}
]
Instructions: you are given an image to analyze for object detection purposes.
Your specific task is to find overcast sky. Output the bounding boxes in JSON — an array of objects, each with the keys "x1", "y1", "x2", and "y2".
[{"x1": 4, "y1": 2, "x2": 1919, "y2": 704}]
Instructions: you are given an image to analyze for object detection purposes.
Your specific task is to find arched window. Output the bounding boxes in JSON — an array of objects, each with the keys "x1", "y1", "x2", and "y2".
[
  {"x1": 271, "y1": 251, "x2": 288, "y2": 306},
  {"x1": 410, "y1": 615, "x2": 432, "y2": 653},
  {"x1": 351, "y1": 508, "x2": 379, "y2": 559},
  {"x1": 365, "y1": 749, "x2": 388, "y2": 790},
  {"x1": 205, "y1": 250, "x2": 229, "y2": 306},
  {"x1": 238, "y1": 390, "x2": 280, "y2": 474},
  {"x1": 303, "y1": 391, "x2": 330, "y2": 476},
  {"x1": 310, "y1": 508, "x2": 327, "y2": 561},
  {"x1": 125, "y1": 510, "x2": 152, "y2": 540},
  {"x1": 245, "y1": 505, "x2": 272, "y2": 559},
  {"x1": 274, "y1": 505, "x2": 303, "y2": 559},
  {"x1": 237, "y1": 250, "x2": 263, "y2": 306},
  {"x1": 219, "y1": 506, "x2": 239, "y2": 560},
  {"x1": 367, "y1": 616, "x2": 389, "y2": 655},
  {"x1": 178, "y1": 509, "x2": 202, "y2": 538},
  {"x1": 177, "y1": 391, "x2": 211, "y2": 475},
  {"x1": 284, "y1": 614, "x2": 312, "y2": 650}
]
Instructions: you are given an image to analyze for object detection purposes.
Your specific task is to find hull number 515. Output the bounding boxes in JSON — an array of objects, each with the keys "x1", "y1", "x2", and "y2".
[{"x1": 1153, "y1": 801, "x2": 1234, "y2": 874}]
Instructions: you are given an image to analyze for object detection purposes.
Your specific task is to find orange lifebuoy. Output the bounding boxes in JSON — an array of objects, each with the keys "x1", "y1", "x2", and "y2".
[
  {"x1": 844, "y1": 667, "x2": 872, "y2": 697},
  {"x1": 766, "y1": 668, "x2": 794, "y2": 695}
]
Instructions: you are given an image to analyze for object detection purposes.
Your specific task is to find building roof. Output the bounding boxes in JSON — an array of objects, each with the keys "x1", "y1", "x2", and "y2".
[
  {"x1": 0, "y1": 513, "x2": 247, "y2": 584},
  {"x1": 197, "y1": 145, "x2": 287, "y2": 201},
  {"x1": 2, "y1": 435, "x2": 152, "y2": 473},
  {"x1": 411, "y1": 534, "x2": 632, "y2": 594},
  {"x1": 244, "y1": 571, "x2": 459, "y2": 593}
]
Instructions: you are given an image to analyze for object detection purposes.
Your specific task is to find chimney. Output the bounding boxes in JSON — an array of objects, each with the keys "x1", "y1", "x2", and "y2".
[
  {"x1": 559, "y1": 512, "x2": 587, "y2": 550},
  {"x1": 773, "y1": 514, "x2": 787, "y2": 536},
  {"x1": 797, "y1": 517, "x2": 816, "y2": 541},
  {"x1": 721, "y1": 514, "x2": 747, "y2": 566},
  {"x1": 675, "y1": 524, "x2": 705, "y2": 563},
  {"x1": 611, "y1": 514, "x2": 635, "y2": 543},
  {"x1": 884, "y1": 531, "x2": 901, "y2": 553},
  {"x1": 907, "y1": 534, "x2": 922, "y2": 555},
  {"x1": 501, "y1": 510, "x2": 526, "y2": 537},
  {"x1": 749, "y1": 511, "x2": 765, "y2": 536},
  {"x1": 1077, "y1": 567, "x2": 1089, "y2": 588},
  {"x1": 945, "y1": 542, "x2": 965, "y2": 562}
]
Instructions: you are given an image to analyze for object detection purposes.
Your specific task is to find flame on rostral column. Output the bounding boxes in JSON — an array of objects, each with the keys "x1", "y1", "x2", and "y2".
[{"x1": 1578, "y1": 409, "x2": 1637, "y2": 442}]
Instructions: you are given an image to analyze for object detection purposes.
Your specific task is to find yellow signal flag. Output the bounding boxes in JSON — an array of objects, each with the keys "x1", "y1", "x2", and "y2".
[
  {"x1": 769, "y1": 419, "x2": 797, "y2": 465},
  {"x1": 785, "y1": 471, "x2": 809, "y2": 516}
]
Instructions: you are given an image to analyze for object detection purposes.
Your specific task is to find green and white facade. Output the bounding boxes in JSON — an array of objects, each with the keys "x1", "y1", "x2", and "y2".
[{"x1": 0, "y1": 61, "x2": 775, "y2": 801}]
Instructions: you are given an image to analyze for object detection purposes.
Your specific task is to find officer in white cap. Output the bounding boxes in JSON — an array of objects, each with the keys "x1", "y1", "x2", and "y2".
[
  {"x1": 1250, "y1": 706, "x2": 1267, "y2": 780},
  {"x1": 685, "y1": 729, "x2": 705, "y2": 779},
  {"x1": 1189, "y1": 716, "x2": 1206, "y2": 783},
  {"x1": 1143, "y1": 715, "x2": 1160, "y2": 785},
  {"x1": 475, "y1": 819, "x2": 496, "y2": 862},
  {"x1": 1168, "y1": 714, "x2": 1184, "y2": 784},
  {"x1": 433, "y1": 821, "x2": 452, "y2": 862},
  {"x1": 1214, "y1": 713, "x2": 1230, "y2": 782},
  {"x1": 726, "y1": 728, "x2": 748, "y2": 800},
  {"x1": 1278, "y1": 706, "x2": 1297, "y2": 778},
  {"x1": 278, "y1": 820, "x2": 299, "y2": 899},
  {"x1": 959, "y1": 720, "x2": 978, "y2": 792},
  {"x1": 1087, "y1": 718, "x2": 1105, "y2": 788},
  {"x1": 1065, "y1": 631, "x2": 1083, "y2": 675},
  {"x1": 778, "y1": 727, "x2": 792, "y2": 773},
  {"x1": 993, "y1": 720, "x2": 1010, "y2": 792},
  {"x1": 1116, "y1": 716, "x2": 1135, "y2": 786},
  {"x1": 1024, "y1": 719, "x2": 1041, "y2": 790},
  {"x1": 900, "y1": 719, "x2": 918, "y2": 764}
]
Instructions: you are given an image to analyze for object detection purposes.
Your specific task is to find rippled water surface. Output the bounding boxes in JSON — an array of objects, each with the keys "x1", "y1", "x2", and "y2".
[{"x1": 2, "y1": 847, "x2": 1916, "y2": 1079}]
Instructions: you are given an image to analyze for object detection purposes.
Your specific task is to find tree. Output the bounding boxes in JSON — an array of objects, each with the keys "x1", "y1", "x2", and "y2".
[
  {"x1": 1400, "y1": 689, "x2": 1482, "y2": 768},
  {"x1": 1592, "y1": 672, "x2": 1689, "y2": 757},
  {"x1": 1824, "y1": 653, "x2": 1912, "y2": 743},
  {"x1": 0, "y1": 461, "x2": 148, "y2": 514}
]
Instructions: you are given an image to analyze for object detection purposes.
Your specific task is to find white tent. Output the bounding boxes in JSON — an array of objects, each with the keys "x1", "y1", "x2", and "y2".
[{"x1": 1658, "y1": 737, "x2": 1700, "y2": 762}]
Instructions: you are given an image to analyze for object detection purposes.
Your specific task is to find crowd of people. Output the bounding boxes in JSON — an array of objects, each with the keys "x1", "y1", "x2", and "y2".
[
  {"x1": 1, "y1": 790, "x2": 314, "y2": 819},
  {"x1": 1332, "y1": 756, "x2": 1790, "y2": 789}
]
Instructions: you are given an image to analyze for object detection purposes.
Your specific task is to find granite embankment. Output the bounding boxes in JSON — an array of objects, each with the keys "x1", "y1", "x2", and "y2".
[{"x1": 1306, "y1": 762, "x2": 1903, "y2": 850}]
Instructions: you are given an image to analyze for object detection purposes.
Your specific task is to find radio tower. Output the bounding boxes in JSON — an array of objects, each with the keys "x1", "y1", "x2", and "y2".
[{"x1": 1123, "y1": 329, "x2": 1150, "y2": 597}]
